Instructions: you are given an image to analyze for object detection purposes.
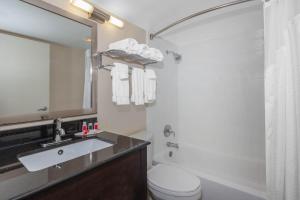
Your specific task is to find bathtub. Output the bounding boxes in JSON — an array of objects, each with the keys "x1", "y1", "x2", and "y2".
[{"x1": 153, "y1": 142, "x2": 266, "y2": 200}]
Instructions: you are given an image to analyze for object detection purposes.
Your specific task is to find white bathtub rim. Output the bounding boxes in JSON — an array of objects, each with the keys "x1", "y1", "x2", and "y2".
[{"x1": 153, "y1": 156, "x2": 267, "y2": 200}]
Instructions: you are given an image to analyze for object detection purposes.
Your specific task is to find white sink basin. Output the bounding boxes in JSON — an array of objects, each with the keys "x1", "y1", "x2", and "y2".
[{"x1": 18, "y1": 139, "x2": 113, "y2": 172}]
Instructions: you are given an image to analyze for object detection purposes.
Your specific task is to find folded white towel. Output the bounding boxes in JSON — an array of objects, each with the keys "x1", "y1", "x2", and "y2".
[
  {"x1": 108, "y1": 38, "x2": 138, "y2": 54},
  {"x1": 111, "y1": 63, "x2": 130, "y2": 105},
  {"x1": 131, "y1": 68, "x2": 145, "y2": 105},
  {"x1": 144, "y1": 69, "x2": 157, "y2": 103},
  {"x1": 141, "y1": 47, "x2": 164, "y2": 62}
]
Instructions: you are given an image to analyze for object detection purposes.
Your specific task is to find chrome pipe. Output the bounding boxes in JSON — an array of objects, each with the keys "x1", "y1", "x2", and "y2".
[{"x1": 150, "y1": 0, "x2": 257, "y2": 40}]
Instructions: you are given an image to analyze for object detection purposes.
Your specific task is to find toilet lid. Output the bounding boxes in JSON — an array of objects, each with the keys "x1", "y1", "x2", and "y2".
[{"x1": 147, "y1": 164, "x2": 201, "y2": 195}]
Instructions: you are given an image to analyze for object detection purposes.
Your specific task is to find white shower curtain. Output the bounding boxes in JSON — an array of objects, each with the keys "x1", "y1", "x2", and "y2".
[
  {"x1": 83, "y1": 49, "x2": 92, "y2": 109},
  {"x1": 264, "y1": 0, "x2": 300, "y2": 200}
]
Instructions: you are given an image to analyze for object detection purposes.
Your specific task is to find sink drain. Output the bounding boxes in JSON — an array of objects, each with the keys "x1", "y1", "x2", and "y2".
[{"x1": 58, "y1": 149, "x2": 63, "y2": 155}]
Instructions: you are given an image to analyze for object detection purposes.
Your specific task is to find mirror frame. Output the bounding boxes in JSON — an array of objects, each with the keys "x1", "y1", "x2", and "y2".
[{"x1": 0, "y1": 0, "x2": 98, "y2": 127}]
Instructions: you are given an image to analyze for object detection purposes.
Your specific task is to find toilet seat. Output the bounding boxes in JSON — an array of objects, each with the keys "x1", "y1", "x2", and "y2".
[{"x1": 147, "y1": 164, "x2": 201, "y2": 199}]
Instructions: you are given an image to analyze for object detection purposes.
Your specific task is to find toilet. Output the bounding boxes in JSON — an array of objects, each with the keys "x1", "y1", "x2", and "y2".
[
  {"x1": 130, "y1": 131, "x2": 202, "y2": 200},
  {"x1": 148, "y1": 164, "x2": 201, "y2": 200}
]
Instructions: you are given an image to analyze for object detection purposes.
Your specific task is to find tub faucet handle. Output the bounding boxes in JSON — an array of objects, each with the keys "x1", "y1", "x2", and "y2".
[
  {"x1": 164, "y1": 125, "x2": 175, "y2": 137},
  {"x1": 166, "y1": 142, "x2": 179, "y2": 149}
]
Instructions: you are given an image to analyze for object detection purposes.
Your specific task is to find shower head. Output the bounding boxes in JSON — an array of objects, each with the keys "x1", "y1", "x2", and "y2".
[{"x1": 166, "y1": 50, "x2": 182, "y2": 62}]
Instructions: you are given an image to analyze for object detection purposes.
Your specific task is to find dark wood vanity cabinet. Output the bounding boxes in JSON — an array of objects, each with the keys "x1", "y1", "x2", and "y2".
[{"x1": 24, "y1": 148, "x2": 147, "y2": 200}]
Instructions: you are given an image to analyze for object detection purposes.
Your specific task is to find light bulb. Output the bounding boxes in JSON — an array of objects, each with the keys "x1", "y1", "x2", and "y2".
[
  {"x1": 109, "y1": 16, "x2": 124, "y2": 28},
  {"x1": 70, "y1": 0, "x2": 94, "y2": 13}
]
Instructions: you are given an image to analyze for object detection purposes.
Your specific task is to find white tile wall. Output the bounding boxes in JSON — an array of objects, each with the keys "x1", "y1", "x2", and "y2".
[{"x1": 148, "y1": 2, "x2": 266, "y2": 195}]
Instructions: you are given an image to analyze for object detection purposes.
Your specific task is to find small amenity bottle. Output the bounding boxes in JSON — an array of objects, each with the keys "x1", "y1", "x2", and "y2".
[
  {"x1": 82, "y1": 122, "x2": 88, "y2": 135},
  {"x1": 94, "y1": 121, "x2": 100, "y2": 133},
  {"x1": 88, "y1": 123, "x2": 94, "y2": 134}
]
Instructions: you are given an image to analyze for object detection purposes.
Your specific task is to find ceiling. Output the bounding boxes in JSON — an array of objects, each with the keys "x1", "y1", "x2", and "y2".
[{"x1": 91, "y1": 0, "x2": 250, "y2": 31}]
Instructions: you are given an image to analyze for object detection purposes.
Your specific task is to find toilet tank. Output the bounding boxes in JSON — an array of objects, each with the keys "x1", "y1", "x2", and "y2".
[{"x1": 130, "y1": 130, "x2": 153, "y2": 169}]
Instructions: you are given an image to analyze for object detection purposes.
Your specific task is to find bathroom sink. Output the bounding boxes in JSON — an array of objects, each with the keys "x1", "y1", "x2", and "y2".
[{"x1": 18, "y1": 139, "x2": 113, "y2": 172}]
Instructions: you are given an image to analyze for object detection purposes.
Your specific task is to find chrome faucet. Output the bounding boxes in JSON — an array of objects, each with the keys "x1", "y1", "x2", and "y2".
[
  {"x1": 55, "y1": 118, "x2": 65, "y2": 142},
  {"x1": 166, "y1": 142, "x2": 179, "y2": 149},
  {"x1": 41, "y1": 118, "x2": 71, "y2": 148}
]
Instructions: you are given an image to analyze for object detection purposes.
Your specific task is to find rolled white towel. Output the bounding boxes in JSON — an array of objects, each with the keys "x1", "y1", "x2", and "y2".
[
  {"x1": 108, "y1": 39, "x2": 164, "y2": 62},
  {"x1": 150, "y1": 48, "x2": 164, "y2": 61},
  {"x1": 108, "y1": 38, "x2": 138, "y2": 53},
  {"x1": 131, "y1": 44, "x2": 149, "y2": 55},
  {"x1": 141, "y1": 47, "x2": 164, "y2": 62}
]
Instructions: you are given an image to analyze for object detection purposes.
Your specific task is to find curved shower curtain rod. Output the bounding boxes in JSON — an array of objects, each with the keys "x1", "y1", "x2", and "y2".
[{"x1": 149, "y1": 0, "x2": 258, "y2": 40}]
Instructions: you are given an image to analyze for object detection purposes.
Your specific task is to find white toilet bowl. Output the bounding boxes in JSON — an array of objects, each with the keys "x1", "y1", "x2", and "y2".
[
  {"x1": 147, "y1": 164, "x2": 202, "y2": 200},
  {"x1": 129, "y1": 131, "x2": 201, "y2": 200}
]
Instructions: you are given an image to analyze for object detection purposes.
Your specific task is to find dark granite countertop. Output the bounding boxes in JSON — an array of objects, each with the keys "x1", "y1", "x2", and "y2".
[{"x1": 0, "y1": 132, "x2": 149, "y2": 200}]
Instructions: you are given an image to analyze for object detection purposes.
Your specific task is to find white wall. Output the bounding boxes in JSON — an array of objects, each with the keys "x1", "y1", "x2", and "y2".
[{"x1": 148, "y1": 2, "x2": 265, "y2": 194}]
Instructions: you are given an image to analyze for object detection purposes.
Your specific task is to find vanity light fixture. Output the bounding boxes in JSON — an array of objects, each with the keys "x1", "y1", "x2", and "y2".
[
  {"x1": 70, "y1": 0, "x2": 124, "y2": 28},
  {"x1": 108, "y1": 16, "x2": 124, "y2": 28},
  {"x1": 70, "y1": 0, "x2": 94, "y2": 14}
]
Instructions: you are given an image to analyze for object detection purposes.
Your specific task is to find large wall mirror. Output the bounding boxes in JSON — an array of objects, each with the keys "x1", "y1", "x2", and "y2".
[{"x1": 0, "y1": 0, "x2": 98, "y2": 126}]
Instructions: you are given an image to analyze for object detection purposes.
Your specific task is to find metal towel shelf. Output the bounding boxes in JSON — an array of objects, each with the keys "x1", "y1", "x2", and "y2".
[{"x1": 93, "y1": 49, "x2": 159, "y2": 73}]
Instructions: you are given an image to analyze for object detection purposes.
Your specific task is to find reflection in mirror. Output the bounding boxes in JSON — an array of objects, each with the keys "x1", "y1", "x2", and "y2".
[{"x1": 0, "y1": 0, "x2": 96, "y2": 124}]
